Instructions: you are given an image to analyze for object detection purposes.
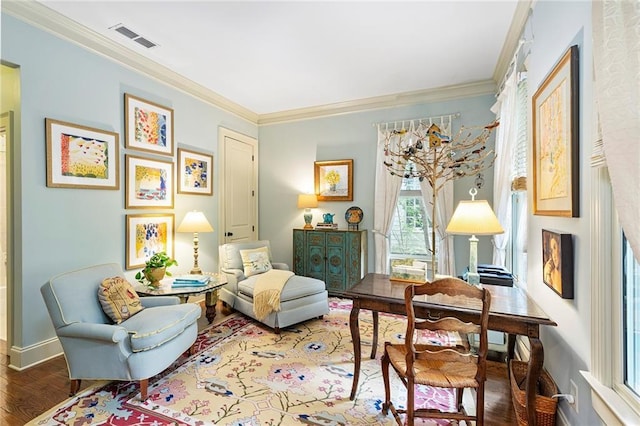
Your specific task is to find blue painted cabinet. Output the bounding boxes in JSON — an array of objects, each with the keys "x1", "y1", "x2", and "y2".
[{"x1": 293, "y1": 229, "x2": 367, "y2": 295}]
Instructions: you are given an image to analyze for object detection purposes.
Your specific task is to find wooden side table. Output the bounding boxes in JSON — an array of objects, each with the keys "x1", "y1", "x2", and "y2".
[{"x1": 135, "y1": 273, "x2": 227, "y2": 323}]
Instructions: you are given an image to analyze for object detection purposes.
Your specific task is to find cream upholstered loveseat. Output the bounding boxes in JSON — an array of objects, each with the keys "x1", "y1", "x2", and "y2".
[{"x1": 218, "y1": 240, "x2": 329, "y2": 332}]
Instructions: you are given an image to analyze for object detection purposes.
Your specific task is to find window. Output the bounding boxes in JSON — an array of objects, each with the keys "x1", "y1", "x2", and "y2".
[
  {"x1": 389, "y1": 170, "x2": 431, "y2": 264},
  {"x1": 623, "y1": 236, "x2": 640, "y2": 398},
  {"x1": 583, "y1": 165, "x2": 640, "y2": 424},
  {"x1": 508, "y1": 76, "x2": 528, "y2": 282}
]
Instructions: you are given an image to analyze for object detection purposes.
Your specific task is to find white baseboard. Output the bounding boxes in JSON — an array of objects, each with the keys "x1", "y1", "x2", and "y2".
[{"x1": 9, "y1": 337, "x2": 62, "y2": 371}]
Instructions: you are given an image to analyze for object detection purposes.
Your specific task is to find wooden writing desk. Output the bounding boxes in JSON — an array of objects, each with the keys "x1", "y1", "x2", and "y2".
[{"x1": 346, "y1": 273, "x2": 557, "y2": 426}]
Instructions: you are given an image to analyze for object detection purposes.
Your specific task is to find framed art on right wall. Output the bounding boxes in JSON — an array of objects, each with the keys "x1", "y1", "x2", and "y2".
[
  {"x1": 542, "y1": 229, "x2": 574, "y2": 299},
  {"x1": 532, "y1": 45, "x2": 580, "y2": 217}
]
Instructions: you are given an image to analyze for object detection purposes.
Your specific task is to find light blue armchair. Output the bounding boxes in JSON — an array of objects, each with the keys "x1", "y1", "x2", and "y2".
[{"x1": 40, "y1": 263, "x2": 201, "y2": 400}]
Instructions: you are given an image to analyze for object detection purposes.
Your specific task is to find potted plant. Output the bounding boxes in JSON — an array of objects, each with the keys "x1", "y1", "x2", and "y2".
[{"x1": 135, "y1": 251, "x2": 178, "y2": 288}]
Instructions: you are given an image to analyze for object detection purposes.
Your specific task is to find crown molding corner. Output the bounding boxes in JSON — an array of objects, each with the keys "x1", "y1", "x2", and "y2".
[
  {"x1": 2, "y1": 0, "x2": 258, "y2": 124},
  {"x1": 493, "y1": 0, "x2": 533, "y2": 84}
]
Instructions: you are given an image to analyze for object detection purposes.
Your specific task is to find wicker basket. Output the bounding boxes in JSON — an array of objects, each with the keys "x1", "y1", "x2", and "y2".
[{"x1": 509, "y1": 360, "x2": 558, "y2": 426}]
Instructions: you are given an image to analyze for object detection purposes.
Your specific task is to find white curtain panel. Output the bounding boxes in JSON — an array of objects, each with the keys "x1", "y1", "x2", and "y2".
[
  {"x1": 490, "y1": 69, "x2": 518, "y2": 266},
  {"x1": 592, "y1": 1, "x2": 640, "y2": 260},
  {"x1": 373, "y1": 124, "x2": 403, "y2": 273}
]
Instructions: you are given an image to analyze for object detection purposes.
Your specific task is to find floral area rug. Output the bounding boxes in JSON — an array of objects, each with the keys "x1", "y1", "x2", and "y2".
[{"x1": 31, "y1": 299, "x2": 459, "y2": 425}]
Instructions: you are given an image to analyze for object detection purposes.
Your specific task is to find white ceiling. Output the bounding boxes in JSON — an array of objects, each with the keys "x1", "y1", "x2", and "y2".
[{"x1": 32, "y1": 1, "x2": 522, "y2": 118}]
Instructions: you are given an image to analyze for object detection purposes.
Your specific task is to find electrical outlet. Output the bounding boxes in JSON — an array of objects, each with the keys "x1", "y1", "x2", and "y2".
[{"x1": 570, "y1": 379, "x2": 579, "y2": 413}]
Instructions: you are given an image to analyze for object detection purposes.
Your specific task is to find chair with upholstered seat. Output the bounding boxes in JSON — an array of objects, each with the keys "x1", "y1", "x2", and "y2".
[
  {"x1": 41, "y1": 263, "x2": 202, "y2": 400},
  {"x1": 381, "y1": 277, "x2": 491, "y2": 426}
]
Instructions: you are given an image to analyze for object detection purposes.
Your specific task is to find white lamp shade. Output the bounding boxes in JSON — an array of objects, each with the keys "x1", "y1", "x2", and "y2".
[
  {"x1": 177, "y1": 211, "x2": 214, "y2": 233},
  {"x1": 446, "y1": 200, "x2": 504, "y2": 236},
  {"x1": 297, "y1": 193, "x2": 318, "y2": 209}
]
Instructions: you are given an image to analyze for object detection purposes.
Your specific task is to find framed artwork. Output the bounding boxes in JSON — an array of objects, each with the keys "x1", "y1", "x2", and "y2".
[
  {"x1": 532, "y1": 45, "x2": 580, "y2": 217},
  {"x1": 124, "y1": 93, "x2": 174, "y2": 156},
  {"x1": 126, "y1": 213, "x2": 174, "y2": 269},
  {"x1": 542, "y1": 229, "x2": 574, "y2": 299},
  {"x1": 177, "y1": 148, "x2": 213, "y2": 195},
  {"x1": 125, "y1": 154, "x2": 174, "y2": 209},
  {"x1": 314, "y1": 159, "x2": 353, "y2": 201},
  {"x1": 45, "y1": 118, "x2": 119, "y2": 189}
]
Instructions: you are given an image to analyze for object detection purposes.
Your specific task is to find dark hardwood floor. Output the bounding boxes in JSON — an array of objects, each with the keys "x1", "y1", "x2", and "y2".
[{"x1": 2, "y1": 302, "x2": 517, "y2": 425}]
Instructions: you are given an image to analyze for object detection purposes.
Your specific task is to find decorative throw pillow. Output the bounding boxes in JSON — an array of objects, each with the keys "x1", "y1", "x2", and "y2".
[
  {"x1": 240, "y1": 246, "x2": 273, "y2": 277},
  {"x1": 98, "y1": 276, "x2": 145, "y2": 324}
]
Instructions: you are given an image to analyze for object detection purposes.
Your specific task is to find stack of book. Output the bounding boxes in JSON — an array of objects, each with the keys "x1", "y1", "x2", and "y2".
[
  {"x1": 315, "y1": 222, "x2": 338, "y2": 229},
  {"x1": 171, "y1": 274, "x2": 211, "y2": 288}
]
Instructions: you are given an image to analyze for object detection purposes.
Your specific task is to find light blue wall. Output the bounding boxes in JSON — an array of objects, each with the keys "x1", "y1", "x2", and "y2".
[
  {"x1": 525, "y1": 1, "x2": 599, "y2": 425},
  {"x1": 1, "y1": 14, "x2": 257, "y2": 353},
  {"x1": 2, "y1": 7, "x2": 605, "y2": 424},
  {"x1": 258, "y1": 95, "x2": 497, "y2": 274}
]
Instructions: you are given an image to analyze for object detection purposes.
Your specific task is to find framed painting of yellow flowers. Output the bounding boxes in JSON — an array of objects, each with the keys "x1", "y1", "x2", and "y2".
[
  {"x1": 125, "y1": 154, "x2": 174, "y2": 209},
  {"x1": 45, "y1": 118, "x2": 119, "y2": 189},
  {"x1": 125, "y1": 93, "x2": 174, "y2": 156},
  {"x1": 177, "y1": 147, "x2": 213, "y2": 195},
  {"x1": 126, "y1": 213, "x2": 174, "y2": 270},
  {"x1": 314, "y1": 159, "x2": 353, "y2": 201}
]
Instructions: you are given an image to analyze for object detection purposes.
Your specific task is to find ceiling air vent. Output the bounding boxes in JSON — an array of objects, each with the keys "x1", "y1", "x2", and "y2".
[{"x1": 109, "y1": 24, "x2": 158, "y2": 49}]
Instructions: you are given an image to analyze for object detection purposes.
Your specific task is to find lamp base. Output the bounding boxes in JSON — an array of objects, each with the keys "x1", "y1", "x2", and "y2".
[
  {"x1": 303, "y1": 210, "x2": 313, "y2": 229},
  {"x1": 190, "y1": 267, "x2": 203, "y2": 275},
  {"x1": 466, "y1": 271, "x2": 480, "y2": 286},
  {"x1": 468, "y1": 235, "x2": 480, "y2": 287}
]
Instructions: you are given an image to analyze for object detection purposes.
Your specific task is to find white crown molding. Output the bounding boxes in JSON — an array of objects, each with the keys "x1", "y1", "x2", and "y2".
[
  {"x1": 493, "y1": 0, "x2": 533, "y2": 84},
  {"x1": 258, "y1": 80, "x2": 497, "y2": 126},
  {"x1": 2, "y1": 0, "x2": 259, "y2": 124},
  {"x1": 4, "y1": 0, "x2": 501, "y2": 127}
]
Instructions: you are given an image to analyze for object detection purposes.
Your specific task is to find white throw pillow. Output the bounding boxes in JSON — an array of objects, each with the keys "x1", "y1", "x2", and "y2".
[{"x1": 240, "y1": 246, "x2": 273, "y2": 277}]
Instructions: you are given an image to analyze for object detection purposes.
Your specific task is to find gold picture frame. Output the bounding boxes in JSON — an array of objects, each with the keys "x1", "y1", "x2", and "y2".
[
  {"x1": 124, "y1": 93, "x2": 174, "y2": 156},
  {"x1": 125, "y1": 154, "x2": 174, "y2": 209},
  {"x1": 314, "y1": 159, "x2": 353, "y2": 201},
  {"x1": 45, "y1": 118, "x2": 119, "y2": 189},
  {"x1": 532, "y1": 45, "x2": 580, "y2": 217},
  {"x1": 177, "y1": 148, "x2": 213, "y2": 195},
  {"x1": 126, "y1": 213, "x2": 175, "y2": 270}
]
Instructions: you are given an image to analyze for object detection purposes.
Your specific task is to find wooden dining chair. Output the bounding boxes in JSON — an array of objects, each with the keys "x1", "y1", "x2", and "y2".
[{"x1": 381, "y1": 277, "x2": 492, "y2": 426}]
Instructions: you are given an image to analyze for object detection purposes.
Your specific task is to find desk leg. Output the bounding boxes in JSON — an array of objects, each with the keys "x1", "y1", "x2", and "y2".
[
  {"x1": 506, "y1": 333, "x2": 516, "y2": 379},
  {"x1": 370, "y1": 311, "x2": 379, "y2": 359},
  {"x1": 526, "y1": 337, "x2": 544, "y2": 426},
  {"x1": 204, "y1": 290, "x2": 218, "y2": 324},
  {"x1": 349, "y1": 305, "x2": 361, "y2": 401}
]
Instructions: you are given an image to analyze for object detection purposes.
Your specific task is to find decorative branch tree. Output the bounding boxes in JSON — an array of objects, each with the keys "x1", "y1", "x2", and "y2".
[{"x1": 383, "y1": 120, "x2": 499, "y2": 278}]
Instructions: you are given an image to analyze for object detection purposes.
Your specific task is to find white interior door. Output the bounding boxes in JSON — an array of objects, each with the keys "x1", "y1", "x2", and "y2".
[{"x1": 219, "y1": 127, "x2": 257, "y2": 244}]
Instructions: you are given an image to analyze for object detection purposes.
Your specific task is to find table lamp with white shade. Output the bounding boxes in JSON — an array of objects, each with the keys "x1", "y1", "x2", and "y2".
[
  {"x1": 297, "y1": 193, "x2": 318, "y2": 229},
  {"x1": 446, "y1": 188, "x2": 504, "y2": 286},
  {"x1": 177, "y1": 211, "x2": 214, "y2": 274}
]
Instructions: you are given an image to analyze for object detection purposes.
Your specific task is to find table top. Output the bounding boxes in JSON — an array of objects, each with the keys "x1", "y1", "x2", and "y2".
[
  {"x1": 346, "y1": 273, "x2": 556, "y2": 327},
  {"x1": 135, "y1": 273, "x2": 227, "y2": 297}
]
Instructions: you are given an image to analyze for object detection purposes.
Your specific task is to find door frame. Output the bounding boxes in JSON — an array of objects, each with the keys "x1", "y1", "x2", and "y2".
[{"x1": 217, "y1": 127, "x2": 258, "y2": 246}]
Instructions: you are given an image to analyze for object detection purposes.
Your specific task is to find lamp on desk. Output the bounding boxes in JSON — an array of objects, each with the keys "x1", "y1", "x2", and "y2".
[
  {"x1": 297, "y1": 193, "x2": 318, "y2": 229},
  {"x1": 445, "y1": 188, "x2": 504, "y2": 286},
  {"x1": 177, "y1": 211, "x2": 214, "y2": 274}
]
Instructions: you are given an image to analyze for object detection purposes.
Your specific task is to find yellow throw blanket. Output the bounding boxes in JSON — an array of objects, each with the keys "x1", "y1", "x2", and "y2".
[{"x1": 253, "y1": 269, "x2": 294, "y2": 320}]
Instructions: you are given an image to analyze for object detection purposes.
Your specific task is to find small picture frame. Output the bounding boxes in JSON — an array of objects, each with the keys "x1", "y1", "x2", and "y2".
[
  {"x1": 125, "y1": 154, "x2": 174, "y2": 209},
  {"x1": 126, "y1": 213, "x2": 174, "y2": 269},
  {"x1": 124, "y1": 93, "x2": 174, "y2": 156},
  {"x1": 177, "y1": 148, "x2": 213, "y2": 195},
  {"x1": 542, "y1": 229, "x2": 574, "y2": 299},
  {"x1": 314, "y1": 159, "x2": 353, "y2": 201},
  {"x1": 45, "y1": 118, "x2": 119, "y2": 189},
  {"x1": 532, "y1": 45, "x2": 580, "y2": 217}
]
